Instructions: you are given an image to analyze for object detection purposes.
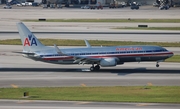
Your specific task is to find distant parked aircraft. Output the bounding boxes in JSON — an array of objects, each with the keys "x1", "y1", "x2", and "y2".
[{"x1": 17, "y1": 22, "x2": 173, "y2": 71}]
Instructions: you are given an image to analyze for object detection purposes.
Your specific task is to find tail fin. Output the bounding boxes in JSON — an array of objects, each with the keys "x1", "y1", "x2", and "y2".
[{"x1": 16, "y1": 22, "x2": 46, "y2": 52}]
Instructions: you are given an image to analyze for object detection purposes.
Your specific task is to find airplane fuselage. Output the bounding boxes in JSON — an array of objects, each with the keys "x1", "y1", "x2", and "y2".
[{"x1": 24, "y1": 45, "x2": 173, "y2": 65}]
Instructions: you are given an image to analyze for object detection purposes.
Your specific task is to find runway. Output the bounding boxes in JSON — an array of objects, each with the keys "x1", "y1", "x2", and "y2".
[
  {"x1": 0, "y1": 100, "x2": 180, "y2": 109},
  {"x1": 1, "y1": 67, "x2": 180, "y2": 87},
  {"x1": 0, "y1": 45, "x2": 180, "y2": 87},
  {"x1": 1, "y1": 32, "x2": 180, "y2": 42},
  {"x1": 1, "y1": 22, "x2": 180, "y2": 32}
]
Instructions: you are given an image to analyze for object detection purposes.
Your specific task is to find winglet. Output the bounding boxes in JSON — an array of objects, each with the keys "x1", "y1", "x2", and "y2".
[
  {"x1": 54, "y1": 44, "x2": 66, "y2": 55},
  {"x1": 84, "y1": 39, "x2": 91, "y2": 48}
]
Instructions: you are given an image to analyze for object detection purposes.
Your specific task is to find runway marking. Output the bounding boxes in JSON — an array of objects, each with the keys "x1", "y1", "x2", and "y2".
[
  {"x1": 81, "y1": 84, "x2": 87, "y2": 87},
  {"x1": 17, "y1": 100, "x2": 34, "y2": 104},
  {"x1": 136, "y1": 103, "x2": 149, "y2": 106},
  {"x1": 11, "y1": 84, "x2": 18, "y2": 88},
  {"x1": 76, "y1": 101, "x2": 90, "y2": 105},
  {"x1": 81, "y1": 69, "x2": 90, "y2": 72},
  {"x1": 147, "y1": 83, "x2": 153, "y2": 86}
]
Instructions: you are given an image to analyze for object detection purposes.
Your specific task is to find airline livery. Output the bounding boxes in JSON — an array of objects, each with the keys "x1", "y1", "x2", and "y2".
[{"x1": 17, "y1": 22, "x2": 173, "y2": 71}]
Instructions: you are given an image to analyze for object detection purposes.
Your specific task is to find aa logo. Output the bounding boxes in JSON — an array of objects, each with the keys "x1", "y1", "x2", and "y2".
[{"x1": 24, "y1": 34, "x2": 37, "y2": 46}]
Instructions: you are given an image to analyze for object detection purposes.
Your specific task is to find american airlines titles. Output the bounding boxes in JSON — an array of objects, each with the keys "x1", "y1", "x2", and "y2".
[{"x1": 116, "y1": 47, "x2": 142, "y2": 51}]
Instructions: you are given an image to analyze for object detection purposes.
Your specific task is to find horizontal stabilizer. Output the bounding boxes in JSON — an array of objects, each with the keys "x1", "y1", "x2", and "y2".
[{"x1": 12, "y1": 51, "x2": 35, "y2": 55}]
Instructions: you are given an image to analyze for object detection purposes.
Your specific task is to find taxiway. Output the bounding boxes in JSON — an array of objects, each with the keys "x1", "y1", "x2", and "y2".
[{"x1": 0, "y1": 100, "x2": 180, "y2": 109}]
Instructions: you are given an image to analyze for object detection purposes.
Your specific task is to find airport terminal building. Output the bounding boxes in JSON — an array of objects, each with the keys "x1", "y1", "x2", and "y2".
[{"x1": 1, "y1": 0, "x2": 180, "y2": 5}]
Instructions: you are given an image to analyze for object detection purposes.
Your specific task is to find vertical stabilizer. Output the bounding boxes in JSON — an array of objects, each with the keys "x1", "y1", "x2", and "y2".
[{"x1": 16, "y1": 22, "x2": 46, "y2": 52}]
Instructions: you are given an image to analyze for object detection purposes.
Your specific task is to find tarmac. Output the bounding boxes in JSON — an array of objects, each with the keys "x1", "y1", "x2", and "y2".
[{"x1": 0, "y1": 100, "x2": 180, "y2": 109}]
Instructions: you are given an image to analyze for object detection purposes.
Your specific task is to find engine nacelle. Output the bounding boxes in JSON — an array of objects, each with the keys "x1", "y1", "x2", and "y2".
[{"x1": 100, "y1": 58, "x2": 117, "y2": 67}]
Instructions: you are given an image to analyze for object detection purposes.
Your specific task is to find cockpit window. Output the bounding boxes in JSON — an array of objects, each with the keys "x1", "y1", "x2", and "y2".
[{"x1": 162, "y1": 48, "x2": 167, "y2": 51}]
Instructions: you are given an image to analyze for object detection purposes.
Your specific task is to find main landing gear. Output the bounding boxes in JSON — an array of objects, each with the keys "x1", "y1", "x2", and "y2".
[
  {"x1": 156, "y1": 62, "x2": 159, "y2": 67},
  {"x1": 90, "y1": 64, "x2": 100, "y2": 71}
]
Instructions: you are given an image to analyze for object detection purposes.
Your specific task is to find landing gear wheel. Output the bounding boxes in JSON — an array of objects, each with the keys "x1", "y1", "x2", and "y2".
[
  {"x1": 156, "y1": 64, "x2": 159, "y2": 67},
  {"x1": 90, "y1": 66, "x2": 94, "y2": 71},
  {"x1": 90, "y1": 64, "x2": 100, "y2": 71},
  {"x1": 94, "y1": 65, "x2": 100, "y2": 71}
]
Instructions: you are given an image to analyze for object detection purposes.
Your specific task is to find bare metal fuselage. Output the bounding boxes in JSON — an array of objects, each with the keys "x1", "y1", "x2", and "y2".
[{"x1": 24, "y1": 45, "x2": 173, "y2": 65}]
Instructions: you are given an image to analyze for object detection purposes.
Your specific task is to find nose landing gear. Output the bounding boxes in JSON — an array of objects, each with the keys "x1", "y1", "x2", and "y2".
[{"x1": 156, "y1": 62, "x2": 159, "y2": 67}]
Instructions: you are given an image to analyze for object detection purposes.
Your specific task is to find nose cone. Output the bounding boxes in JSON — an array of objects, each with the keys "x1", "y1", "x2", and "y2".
[{"x1": 168, "y1": 52, "x2": 174, "y2": 58}]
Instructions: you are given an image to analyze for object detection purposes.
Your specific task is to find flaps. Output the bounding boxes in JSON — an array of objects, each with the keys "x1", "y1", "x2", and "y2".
[{"x1": 73, "y1": 56, "x2": 101, "y2": 64}]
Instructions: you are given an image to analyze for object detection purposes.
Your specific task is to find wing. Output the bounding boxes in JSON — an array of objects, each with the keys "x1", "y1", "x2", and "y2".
[
  {"x1": 84, "y1": 39, "x2": 91, "y2": 48},
  {"x1": 54, "y1": 44, "x2": 67, "y2": 56},
  {"x1": 72, "y1": 56, "x2": 101, "y2": 64}
]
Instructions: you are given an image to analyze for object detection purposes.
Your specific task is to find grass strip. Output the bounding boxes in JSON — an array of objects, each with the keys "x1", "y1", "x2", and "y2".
[
  {"x1": 22, "y1": 19, "x2": 180, "y2": 23},
  {"x1": 165, "y1": 55, "x2": 180, "y2": 62},
  {"x1": 0, "y1": 86, "x2": 180, "y2": 103},
  {"x1": 114, "y1": 27, "x2": 180, "y2": 30},
  {"x1": 1, "y1": 39, "x2": 180, "y2": 47}
]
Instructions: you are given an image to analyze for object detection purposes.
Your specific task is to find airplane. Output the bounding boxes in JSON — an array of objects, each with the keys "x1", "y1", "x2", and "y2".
[{"x1": 17, "y1": 22, "x2": 174, "y2": 71}]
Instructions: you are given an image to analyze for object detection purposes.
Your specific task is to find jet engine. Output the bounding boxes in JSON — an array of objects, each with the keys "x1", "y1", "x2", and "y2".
[{"x1": 100, "y1": 58, "x2": 117, "y2": 67}]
